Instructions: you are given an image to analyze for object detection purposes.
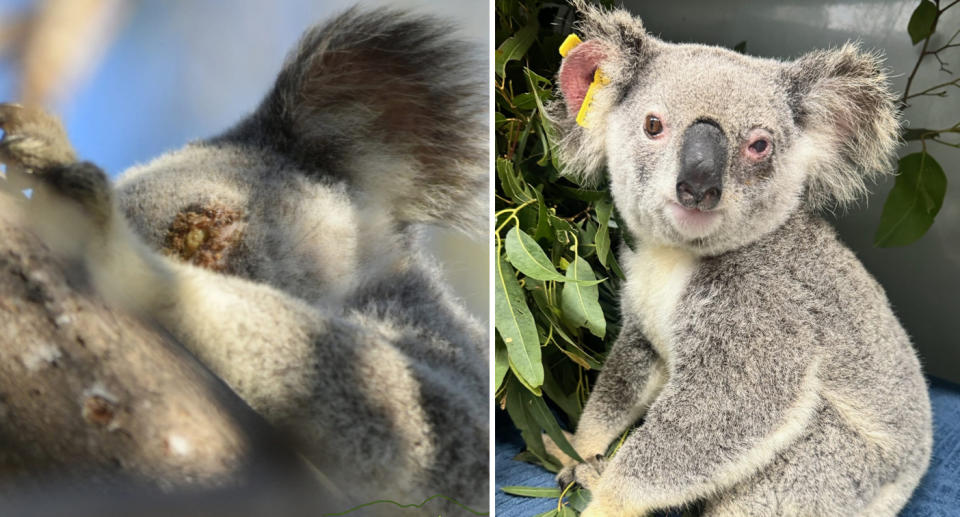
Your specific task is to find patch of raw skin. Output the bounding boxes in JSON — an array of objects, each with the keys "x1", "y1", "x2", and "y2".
[{"x1": 164, "y1": 203, "x2": 246, "y2": 273}]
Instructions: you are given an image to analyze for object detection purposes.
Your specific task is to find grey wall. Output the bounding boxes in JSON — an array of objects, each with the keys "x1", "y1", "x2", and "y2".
[{"x1": 621, "y1": 0, "x2": 960, "y2": 382}]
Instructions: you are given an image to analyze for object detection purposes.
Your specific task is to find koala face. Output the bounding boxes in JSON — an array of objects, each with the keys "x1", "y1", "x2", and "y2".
[
  {"x1": 551, "y1": 2, "x2": 899, "y2": 256},
  {"x1": 605, "y1": 45, "x2": 807, "y2": 255}
]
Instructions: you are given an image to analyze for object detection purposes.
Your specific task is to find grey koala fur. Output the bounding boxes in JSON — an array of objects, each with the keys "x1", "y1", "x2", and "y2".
[
  {"x1": 0, "y1": 7, "x2": 487, "y2": 515},
  {"x1": 542, "y1": 2, "x2": 932, "y2": 516}
]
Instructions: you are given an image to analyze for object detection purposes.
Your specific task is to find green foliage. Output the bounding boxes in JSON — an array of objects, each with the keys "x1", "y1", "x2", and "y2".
[
  {"x1": 908, "y1": 0, "x2": 938, "y2": 44},
  {"x1": 874, "y1": 152, "x2": 947, "y2": 246},
  {"x1": 494, "y1": 0, "x2": 622, "y2": 474},
  {"x1": 878, "y1": 0, "x2": 959, "y2": 246}
]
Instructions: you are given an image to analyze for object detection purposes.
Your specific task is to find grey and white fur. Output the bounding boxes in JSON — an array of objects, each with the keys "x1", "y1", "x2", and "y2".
[
  {"x1": 542, "y1": 2, "x2": 932, "y2": 516},
  {"x1": 0, "y1": 7, "x2": 487, "y2": 514}
]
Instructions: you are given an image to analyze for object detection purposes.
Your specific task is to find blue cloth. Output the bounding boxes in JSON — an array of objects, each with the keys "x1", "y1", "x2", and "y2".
[{"x1": 496, "y1": 378, "x2": 960, "y2": 516}]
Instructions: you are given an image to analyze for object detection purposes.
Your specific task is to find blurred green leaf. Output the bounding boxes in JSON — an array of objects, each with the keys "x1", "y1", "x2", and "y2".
[
  {"x1": 562, "y1": 256, "x2": 607, "y2": 339},
  {"x1": 908, "y1": 0, "x2": 937, "y2": 44},
  {"x1": 495, "y1": 257, "x2": 544, "y2": 388},
  {"x1": 874, "y1": 152, "x2": 947, "y2": 247}
]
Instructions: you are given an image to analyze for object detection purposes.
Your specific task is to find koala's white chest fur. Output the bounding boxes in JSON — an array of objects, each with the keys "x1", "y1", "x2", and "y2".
[{"x1": 621, "y1": 245, "x2": 698, "y2": 366}]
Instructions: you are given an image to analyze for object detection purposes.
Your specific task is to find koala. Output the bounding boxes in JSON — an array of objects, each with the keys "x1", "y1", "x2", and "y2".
[
  {"x1": 0, "y1": 7, "x2": 487, "y2": 514},
  {"x1": 541, "y1": 3, "x2": 933, "y2": 516}
]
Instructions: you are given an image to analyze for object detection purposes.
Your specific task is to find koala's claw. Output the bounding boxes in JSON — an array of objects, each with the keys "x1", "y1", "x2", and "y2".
[
  {"x1": 556, "y1": 454, "x2": 607, "y2": 490},
  {"x1": 557, "y1": 465, "x2": 577, "y2": 489}
]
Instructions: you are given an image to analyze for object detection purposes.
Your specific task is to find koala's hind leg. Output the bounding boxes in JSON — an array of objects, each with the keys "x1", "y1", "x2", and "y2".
[{"x1": 702, "y1": 404, "x2": 921, "y2": 517}]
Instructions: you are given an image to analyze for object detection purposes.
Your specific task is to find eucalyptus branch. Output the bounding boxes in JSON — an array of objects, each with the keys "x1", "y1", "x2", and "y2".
[
  {"x1": 901, "y1": 34, "x2": 935, "y2": 109},
  {"x1": 904, "y1": 77, "x2": 960, "y2": 100},
  {"x1": 932, "y1": 137, "x2": 960, "y2": 148},
  {"x1": 904, "y1": 124, "x2": 960, "y2": 141}
]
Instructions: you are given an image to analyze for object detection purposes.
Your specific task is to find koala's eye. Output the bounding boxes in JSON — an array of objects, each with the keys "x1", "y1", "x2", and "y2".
[
  {"x1": 749, "y1": 140, "x2": 768, "y2": 153},
  {"x1": 745, "y1": 129, "x2": 773, "y2": 160},
  {"x1": 644, "y1": 115, "x2": 664, "y2": 137}
]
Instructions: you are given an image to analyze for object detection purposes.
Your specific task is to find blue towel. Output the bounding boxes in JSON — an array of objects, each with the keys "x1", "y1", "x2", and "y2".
[{"x1": 496, "y1": 378, "x2": 960, "y2": 516}]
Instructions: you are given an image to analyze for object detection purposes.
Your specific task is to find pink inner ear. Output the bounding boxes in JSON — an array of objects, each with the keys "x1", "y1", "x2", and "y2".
[{"x1": 558, "y1": 40, "x2": 607, "y2": 117}]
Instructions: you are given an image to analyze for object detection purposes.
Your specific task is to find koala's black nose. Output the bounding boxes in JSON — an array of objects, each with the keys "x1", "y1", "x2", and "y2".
[{"x1": 677, "y1": 121, "x2": 727, "y2": 210}]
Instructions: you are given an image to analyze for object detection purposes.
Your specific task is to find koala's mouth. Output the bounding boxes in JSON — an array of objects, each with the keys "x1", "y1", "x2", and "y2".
[{"x1": 666, "y1": 201, "x2": 722, "y2": 238}]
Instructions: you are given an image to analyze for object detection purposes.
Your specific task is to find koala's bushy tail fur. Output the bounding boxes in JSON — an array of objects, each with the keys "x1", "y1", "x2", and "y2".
[{"x1": 222, "y1": 7, "x2": 487, "y2": 233}]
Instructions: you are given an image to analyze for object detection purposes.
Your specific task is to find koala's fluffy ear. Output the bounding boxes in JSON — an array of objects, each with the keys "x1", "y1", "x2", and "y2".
[
  {"x1": 783, "y1": 43, "x2": 900, "y2": 208},
  {"x1": 219, "y1": 8, "x2": 486, "y2": 233},
  {"x1": 548, "y1": 1, "x2": 652, "y2": 185}
]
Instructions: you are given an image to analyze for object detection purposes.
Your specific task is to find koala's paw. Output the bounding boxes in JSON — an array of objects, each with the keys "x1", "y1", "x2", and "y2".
[
  {"x1": 0, "y1": 104, "x2": 112, "y2": 225},
  {"x1": 33, "y1": 162, "x2": 113, "y2": 225},
  {"x1": 543, "y1": 430, "x2": 580, "y2": 468},
  {"x1": 556, "y1": 454, "x2": 606, "y2": 490},
  {"x1": 0, "y1": 103, "x2": 77, "y2": 172}
]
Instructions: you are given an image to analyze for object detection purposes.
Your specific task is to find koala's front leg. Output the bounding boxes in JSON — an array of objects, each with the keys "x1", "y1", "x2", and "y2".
[
  {"x1": 0, "y1": 104, "x2": 118, "y2": 252},
  {"x1": 547, "y1": 319, "x2": 666, "y2": 488},
  {"x1": 581, "y1": 345, "x2": 821, "y2": 517}
]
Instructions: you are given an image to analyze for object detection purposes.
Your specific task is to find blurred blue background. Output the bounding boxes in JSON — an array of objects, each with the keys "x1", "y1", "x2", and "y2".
[{"x1": 0, "y1": 0, "x2": 490, "y2": 320}]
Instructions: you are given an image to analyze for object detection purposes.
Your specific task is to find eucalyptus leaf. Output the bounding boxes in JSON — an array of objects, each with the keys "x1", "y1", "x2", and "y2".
[
  {"x1": 500, "y1": 486, "x2": 563, "y2": 498},
  {"x1": 497, "y1": 157, "x2": 533, "y2": 203},
  {"x1": 495, "y1": 256, "x2": 544, "y2": 388},
  {"x1": 495, "y1": 336, "x2": 509, "y2": 392},
  {"x1": 509, "y1": 358, "x2": 543, "y2": 396},
  {"x1": 908, "y1": 0, "x2": 937, "y2": 44},
  {"x1": 874, "y1": 152, "x2": 947, "y2": 247},
  {"x1": 567, "y1": 489, "x2": 593, "y2": 512},
  {"x1": 562, "y1": 256, "x2": 606, "y2": 339},
  {"x1": 595, "y1": 199, "x2": 612, "y2": 267},
  {"x1": 496, "y1": 21, "x2": 538, "y2": 78},
  {"x1": 559, "y1": 506, "x2": 578, "y2": 517},
  {"x1": 542, "y1": 366, "x2": 583, "y2": 424},
  {"x1": 528, "y1": 393, "x2": 584, "y2": 462},
  {"x1": 505, "y1": 377, "x2": 550, "y2": 462},
  {"x1": 506, "y1": 227, "x2": 567, "y2": 281},
  {"x1": 554, "y1": 184, "x2": 608, "y2": 202},
  {"x1": 533, "y1": 187, "x2": 553, "y2": 241}
]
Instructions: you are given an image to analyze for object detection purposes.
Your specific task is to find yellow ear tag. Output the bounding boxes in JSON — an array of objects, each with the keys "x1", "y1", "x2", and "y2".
[
  {"x1": 558, "y1": 33, "x2": 582, "y2": 57},
  {"x1": 576, "y1": 69, "x2": 609, "y2": 128},
  {"x1": 558, "y1": 34, "x2": 609, "y2": 128}
]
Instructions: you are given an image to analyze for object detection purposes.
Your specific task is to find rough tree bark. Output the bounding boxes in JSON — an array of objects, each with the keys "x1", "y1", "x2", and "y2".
[{"x1": 0, "y1": 193, "x2": 311, "y2": 498}]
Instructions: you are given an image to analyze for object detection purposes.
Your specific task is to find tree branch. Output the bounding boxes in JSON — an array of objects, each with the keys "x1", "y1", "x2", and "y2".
[{"x1": 0, "y1": 194, "x2": 321, "y2": 499}]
